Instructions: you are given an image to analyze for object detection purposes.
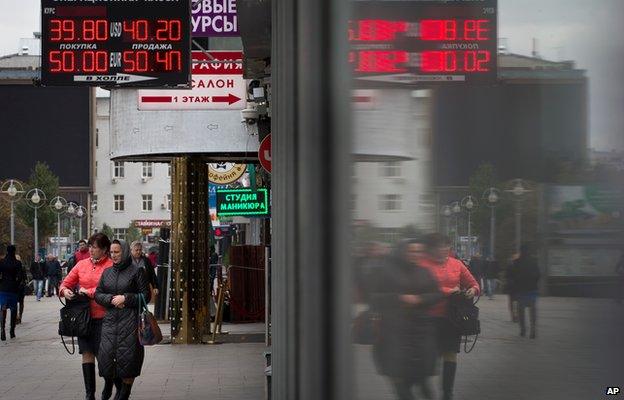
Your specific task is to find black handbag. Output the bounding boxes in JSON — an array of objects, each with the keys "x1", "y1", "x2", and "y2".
[
  {"x1": 58, "y1": 294, "x2": 91, "y2": 354},
  {"x1": 448, "y1": 292, "x2": 481, "y2": 352}
]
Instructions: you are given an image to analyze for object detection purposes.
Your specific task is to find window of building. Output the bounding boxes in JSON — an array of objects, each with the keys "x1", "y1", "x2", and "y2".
[
  {"x1": 379, "y1": 194, "x2": 402, "y2": 211},
  {"x1": 142, "y1": 194, "x2": 153, "y2": 212},
  {"x1": 92, "y1": 195, "x2": 98, "y2": 212},
  {"x1": 95, "y1": 161, "x2": 98, "y2": 178},
  {"x1": 113, "y1": 161, "x2": 125, "y2": 178},
  {"x1": 113, "y1": 228, "x2": 127, "y2": 240},
  {"x1": 114, "y1": 195, "x2": 125, "y2": 212},
  {"x1": 167, "y1": 194, "x2": 172, "y2": 211},
  {"x1": 142, "y1": 162, "x2": 153, "y2": 178},
  {"x1": 380, "y1": 161, "x2": 401, "y2": 178},
  {"x1": 168, "y1": 164, "x2": 172, "y2": 177},
  {"x1": 95, "y1": 128, "x2": 99, "y2": 148}
]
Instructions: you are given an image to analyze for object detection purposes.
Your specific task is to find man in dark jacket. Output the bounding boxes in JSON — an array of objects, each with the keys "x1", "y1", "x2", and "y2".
[
  {"x1": 130, "y1": 241, "x2": 159, "y2": 298},
  {"x1": 508, "y1": 244, "x2": 541, "y2": 338},
  {"x1": 484, "y1": 257, "x2": 500, "y2": 299},
  {"x1": 44, "y1": 255, "x2": 62, "y2": 297},
  {"x1": 30, "y1": 255, "x2": 46, "y2": 301},
  {"x1": 616, "y1": 252, "x2": 624, "y2": 304}
]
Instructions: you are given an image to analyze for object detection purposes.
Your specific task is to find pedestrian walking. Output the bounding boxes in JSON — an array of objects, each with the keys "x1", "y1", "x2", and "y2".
[
  {"x1": 505, "y1": 254, "x2": 520, "y2": 322},
  {"x1": 484, "y1": 257, "x2": 499, "y2": 299},
  {"x1": 67, "y1": 239, "x2": 91, "y2": 274},
  {"x1": 467, "y1": 253, "x2": 485, "y2": 292},
  {"x1": 419, "y1": 234, "x2": 480, "y2": 400},
  {"x1": 130, "y1": 241, "x2": 159, "y2": 301},
  {"x1": 0, "y1": 245, "x2": 25, "y2": 340},
  {"x1": 372, "y1": 238, "x2": 442, "y2": 400},
  {"x1": 30, "y1": 255, "x2": 46, "y2": 301},
  {"x1": 59, "y1": 233, "x2": 114, "y2": 400},
  {"x1": 45, "y1": 255, "x2": 62, "y2": 297},
  {"x1": 15, "y1": 254, "x2": 27, "y2": 324},
  {"x1": 508, "y1": 244, "x2": 541, "y2": 338},
  {"x1": 95, "y1": 240, "x2": 151, "y2": 400}
]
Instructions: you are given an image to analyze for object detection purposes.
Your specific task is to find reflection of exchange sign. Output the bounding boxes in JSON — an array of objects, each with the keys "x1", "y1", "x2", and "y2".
[{"x1": 208, "y1": 163, "x2": 246, "y2": 184}]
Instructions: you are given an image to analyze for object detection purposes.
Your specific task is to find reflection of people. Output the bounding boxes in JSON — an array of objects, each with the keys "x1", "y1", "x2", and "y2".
[
  {"x1": 420, "y1": 234, "x2": 480, "y2": 400},
  {"x1": 0, "y1": 245, "x2": 25, "y2": 340},
  {"x1": 96, "y1": 240, "x2": 151, "y2": 400},
  {"x1": 371, "y1": 239, "x2": 442, "y2": 400},
  {"x1": 615, "y1": 251, "x2": 624, "y2": 305},
  {"x1": 508, "y1": 244, "x2": 541, "y2": 338},
  {"x1": 60, "y1": 233, "x2": 114, "y2": 400},
  {"x1": 484, "y1": 258, "x2": 500, "y2": 300}
]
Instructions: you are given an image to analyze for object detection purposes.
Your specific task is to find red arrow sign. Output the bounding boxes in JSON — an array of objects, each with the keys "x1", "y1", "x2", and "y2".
[{"x1": 212, "y1": 93, "x2": 241, "y2": 105}]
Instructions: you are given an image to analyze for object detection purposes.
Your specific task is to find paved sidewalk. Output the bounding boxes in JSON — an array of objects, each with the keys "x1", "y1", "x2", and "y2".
[
  {"x1": 0, "y1": 297, "x2": 266, "y2": 400},
  {"x1": 355, "y1": 296, "x2": 624, "y2": 400}
]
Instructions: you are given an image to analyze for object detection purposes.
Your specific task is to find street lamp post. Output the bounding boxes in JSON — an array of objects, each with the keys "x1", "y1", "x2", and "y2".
[
  {"x1": 1, "y1": 180, "x2": 25, "y2": 244},
  {"x1": 441, "y1": 205, "x2": 452, "y2": 237},
  {"x1": 461, "y1": 195, "x2": 478, "y2": 259},
  {"x1": 67, "y1": 202, "x2": 77, "y2": 246},
  {"x1": 49, "y1": 196, "x2": 67, "y2": 258},
  {"x1": 76, "y1": 205, "x2": 87, "y2": 241},
  {"x1": 26, "y1": 188, "x2": 46, "y2": 258},
  {"x1": 506, "y1": 179, "x2": 531, "y2": 254},
  {"x1": 483, "y1": 188, "x2": 500, "y2": 260},
  {"x1": 451, "y1": 201, "x2": 461, "y2": 252}
]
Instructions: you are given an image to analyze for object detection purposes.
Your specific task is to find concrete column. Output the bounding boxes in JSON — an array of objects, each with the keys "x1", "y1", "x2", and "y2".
[{"x1": 170, "y1": 156, "x2": 210, "y2": 344}]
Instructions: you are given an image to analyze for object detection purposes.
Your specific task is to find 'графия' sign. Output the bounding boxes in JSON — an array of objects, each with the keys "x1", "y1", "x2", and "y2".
[
  {"x1": 216, "y1": 188, "x2": 270, "y2": 217},
  {"x1": 192, "y1": 0, "x2": 238, "y2": 37}
]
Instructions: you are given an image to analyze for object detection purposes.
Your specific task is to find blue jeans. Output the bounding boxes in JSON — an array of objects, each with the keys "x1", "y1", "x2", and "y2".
[
  {"x1": 486, "y1": 279, "x2": 497, "y2": 298},
  {"x1": 33, "y1": 280, "x2": 44, "y2": 300}
]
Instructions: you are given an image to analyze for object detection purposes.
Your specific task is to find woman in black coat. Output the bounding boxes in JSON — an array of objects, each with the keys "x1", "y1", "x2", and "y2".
[
  {"x1": 95, "y1": 240, "x2": 150, "y2": 400},
  {"x1": 371, "y1": 239, "x2": 443, "y2": 400}
]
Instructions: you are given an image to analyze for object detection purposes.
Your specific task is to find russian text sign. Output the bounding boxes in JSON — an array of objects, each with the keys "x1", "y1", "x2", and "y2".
[
  {"x1": 216, "y1": 188, "x2": 270, "y2": 217},
  {"x1": 138, "y1": 51, "x2": 245, "y2": 110},
  {"x1": 192, "y1": 0, "x2": 239, "y2": 36}
]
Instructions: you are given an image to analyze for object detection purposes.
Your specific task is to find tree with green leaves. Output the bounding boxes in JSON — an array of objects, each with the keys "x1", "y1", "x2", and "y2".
[
  {"x1": 126, "y1": 223, "x2": 142, "y2": 243},
  {"x1": 100, "y1": 223, "x2": 114, "y2": 240},
  {"x1": 16, "y1": 162, "x2": 60, "y2": 248}
]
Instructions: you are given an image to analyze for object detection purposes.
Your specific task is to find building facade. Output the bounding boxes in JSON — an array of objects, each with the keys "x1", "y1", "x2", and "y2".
[{"x1": 92, "y1": 96, "x2": 172, "y2": 244}]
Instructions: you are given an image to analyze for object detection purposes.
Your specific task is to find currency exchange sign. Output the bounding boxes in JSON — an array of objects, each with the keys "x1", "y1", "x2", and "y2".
[{"x1": 41, "y1": 0, "x2": 191, "y2": 87}]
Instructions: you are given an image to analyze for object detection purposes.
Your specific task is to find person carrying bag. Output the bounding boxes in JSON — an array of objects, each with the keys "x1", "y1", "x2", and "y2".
[
  {"x1": 138, "y1": 292, "x2": 163, "y2": 346},
  {"x1": 58, "y1": 292, "x2": 91, "y2": 354}
]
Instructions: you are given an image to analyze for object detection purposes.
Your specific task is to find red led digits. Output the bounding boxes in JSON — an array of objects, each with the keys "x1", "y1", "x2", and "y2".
[
  {"x1": 155, "y1": 51, "x2": 182, "y2": 71},
  {"x1": 123, "y1": 20, "x2": 149, "y2": 41},
  {"x1": 348, "y1": 20, "x2": 408, "y2": 42},
  {"x1": 82, "y1": 51, "x2": 108, "y2": 73},
  {"x1": 156, "y1": 20, "x2": 182, "y2": 41},
  {"x1": 122, "y1": 51, "x2": 149, "y2": 72},
  {"x1": 420, "y1": 19, "x2": 489, "y2": 41},
  {"x1": 49, "y1": 51, "x2": 75, "y2": 72},
  {"x1": 49, "y1": 19, "x2": 75, "y2": 41},
  {"x1": 354, "y1": 51, "x2": 409, "y2": 73},
  {"x1": 83, "y1": 20, "x2": 108, "y2": 41},
  {"x1": 421, "y1": 50, "x2": 490, "y2": 72}
]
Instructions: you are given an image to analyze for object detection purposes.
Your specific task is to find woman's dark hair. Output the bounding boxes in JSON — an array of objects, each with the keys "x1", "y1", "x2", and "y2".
[
  {"x1": 78, "y1": 239, "x2": 87, "y2": 245},
  {"x1": 88, "y1": 232, "x2": 111, "y2": 252},
  {"x1": 111, "y1": 239, "x2": 122, "y2": 247}
]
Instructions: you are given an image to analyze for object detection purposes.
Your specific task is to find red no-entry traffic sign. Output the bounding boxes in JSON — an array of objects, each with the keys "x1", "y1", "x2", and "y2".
[{"x1": 259, "y1": 134, "x2": 271, "y2": 173}]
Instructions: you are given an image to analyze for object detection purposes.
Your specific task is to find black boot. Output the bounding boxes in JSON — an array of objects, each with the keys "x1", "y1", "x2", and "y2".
[
  {"x1": 9, "y1": 310, "x2": 16, "y2": 339},
  {"x1": 419, "y1": 378, "x2": 433, "y2": 400},
  {"x1": 102, "y1": 378, "x2": 115, "y2": 400},
  {"x1": 117, "y1": 382, "x2": 134, "y2": 400},
  {"x1": 112, "y1": 378, "x2": 123, "y2": 400},
  {"x1": 442, "y1": 361, "x2": 457, "y2": 400},
  {"x1": 81, "y1": 363, "x2": 96, "y2": 400},
  {"x1": 0, "y1": 311, "x2": 5, "y2": 341}
]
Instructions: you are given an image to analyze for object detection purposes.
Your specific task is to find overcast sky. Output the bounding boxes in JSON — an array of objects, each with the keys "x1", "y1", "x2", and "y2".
[{"x1": 0, "y1": 0, "x2": 622, "y2": 150}]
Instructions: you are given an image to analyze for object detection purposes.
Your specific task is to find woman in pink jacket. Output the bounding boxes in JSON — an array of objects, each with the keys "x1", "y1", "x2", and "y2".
[{"x1": 60, "y1": 233, "x2": 114, "y2": 400}]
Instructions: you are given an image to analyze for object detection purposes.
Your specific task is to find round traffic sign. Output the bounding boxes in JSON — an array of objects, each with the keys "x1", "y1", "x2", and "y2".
[{"x1": 259, "y1": 134, "x2": 272, "y2": 173}]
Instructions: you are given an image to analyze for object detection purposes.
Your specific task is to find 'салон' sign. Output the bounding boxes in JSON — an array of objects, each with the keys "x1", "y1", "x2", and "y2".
[{"x1": 216, "y1": 188, "x2": 269, "y2": 217}]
